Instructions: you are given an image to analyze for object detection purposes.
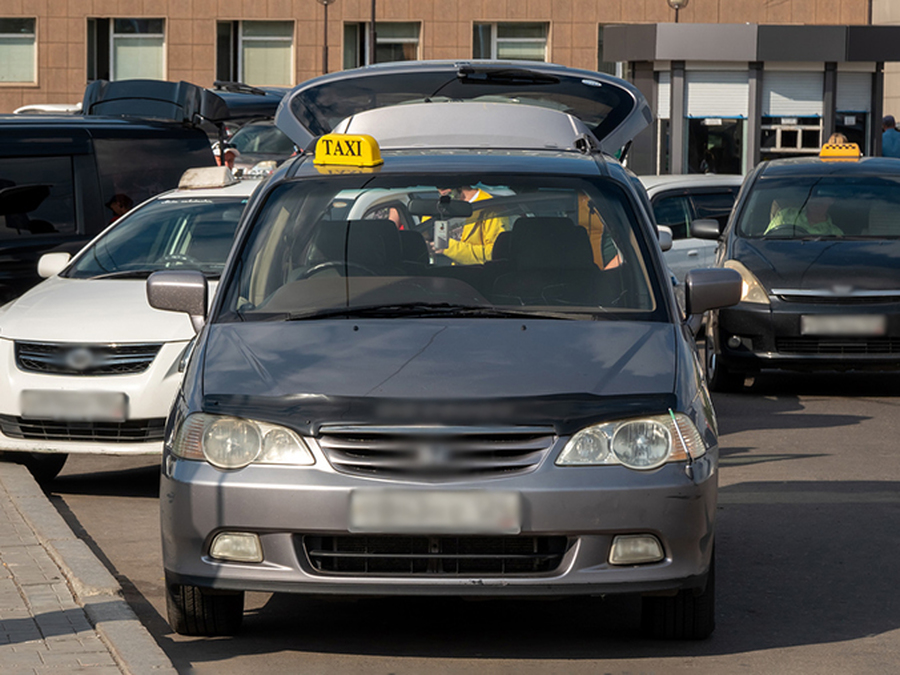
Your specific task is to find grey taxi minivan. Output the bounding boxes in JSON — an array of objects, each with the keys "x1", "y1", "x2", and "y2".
[{"x1": 148, "y1": 61, "x2": 741, "y2": 640}]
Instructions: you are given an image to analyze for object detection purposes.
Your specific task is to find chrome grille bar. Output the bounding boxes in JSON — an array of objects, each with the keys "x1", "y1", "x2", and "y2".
[{"x1": 316, "y1": 425, "x2": 557, "y2": 480}]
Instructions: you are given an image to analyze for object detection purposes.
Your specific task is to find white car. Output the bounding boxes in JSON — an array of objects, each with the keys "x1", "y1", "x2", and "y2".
[
  {"x1": 640, "y1": 174, "x2": 743, "y2": 282},
  {"x1": 0, "y1": 167, "x2": 262, "y2": 481}
]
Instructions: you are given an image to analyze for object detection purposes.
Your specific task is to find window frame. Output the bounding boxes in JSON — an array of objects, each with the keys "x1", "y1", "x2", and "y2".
[
  {"x1": 473, "y1": 22, "x2": 548, "y2": 62},
  {"x1": 109, "y1": 18, "x2": 166, "y2": 81},
  {"x1": 238, "y1": 20, "x2": 295, "y2": 87},
  {"x1": 0, "y1": 17, "x2": 37, "y2": 84}
]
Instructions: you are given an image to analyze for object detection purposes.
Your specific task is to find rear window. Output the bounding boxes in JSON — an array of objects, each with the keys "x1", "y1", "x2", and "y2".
[
  {"x1": 94, "y1": 137, "x2": 214, "y2": 220},
  {"x1": 219, "y1": 173, "x2": 664, "y2": 323},
  {"x1": 737, "y1": 176, "x2": 900, "y2": 239},
  {"x1": 0, "y1": 156, "x2": 76, "y2": 238}
]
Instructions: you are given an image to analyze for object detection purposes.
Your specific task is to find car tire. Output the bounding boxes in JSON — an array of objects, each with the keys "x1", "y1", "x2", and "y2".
[
  {"x1": 641, "y1": 553, "x2": 715, "y2": 640},
  {"x1": 20, "y1": 453, "x2": 68, "y2": 483},
  {"x1": 166, "y1": 580, "x2": 244, "y2": 636},
  {"x1": 705, "y1": 335, "x2": 744, "y2": 393}
]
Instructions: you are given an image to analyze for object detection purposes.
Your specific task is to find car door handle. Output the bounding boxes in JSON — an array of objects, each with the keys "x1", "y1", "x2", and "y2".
[{"x1": 687, "y1": 250, "x2": 699, "y2": 257}]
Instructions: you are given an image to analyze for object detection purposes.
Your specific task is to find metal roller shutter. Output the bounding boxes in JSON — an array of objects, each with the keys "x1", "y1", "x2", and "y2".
[
  {"x1": 763, "y1": 71, "x2": 823, "y2": 117},
  {"x1": 686, "y1": 71, "x2": 749, "y2": 118},
  {"x1": 837, "y1": 71, "x2": 872, "y2": 112}
]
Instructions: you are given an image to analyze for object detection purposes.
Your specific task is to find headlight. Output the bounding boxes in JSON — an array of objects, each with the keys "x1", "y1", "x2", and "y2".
[
  {"x1": 556, "y1": 412, "x2": 706, "y2": 470},
  {"x1": 172, "y1": 413, "x2": 315, "y2": 469},
  {"x1": 724, "y1": 260, "x2": 770, "y2": 305}
]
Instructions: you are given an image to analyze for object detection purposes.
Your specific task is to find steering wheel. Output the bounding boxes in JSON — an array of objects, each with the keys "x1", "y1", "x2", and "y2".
[
  {"x1": 160, "y1": 253, "x2": 200, "y2": 267},
  {"x1": 766, "y1": 221, "x2": 815, "y2": 236},
  {"x1": 300, "y1": 261, "x2": 378, "y2": 279}
]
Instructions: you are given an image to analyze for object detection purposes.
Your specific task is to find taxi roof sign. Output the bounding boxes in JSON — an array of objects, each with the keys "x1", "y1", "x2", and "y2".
[
  {"x1": 314, "y1": 133, "x2": 383, "y2": 168},
  {"x1": 819, "y1": 142, "x2": 861, "y2": 161}
]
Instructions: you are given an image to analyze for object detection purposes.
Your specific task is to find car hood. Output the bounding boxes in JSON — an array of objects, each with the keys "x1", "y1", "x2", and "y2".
[
  {"x1": 199, "y1": 320, "x2": 678, "y2": 431},
  {"x1": 733, "y1": 238, "x2": 900, "y2": 291},
  {"x1": 0, "y1": 276, "x2": 202, "y2": 342}
]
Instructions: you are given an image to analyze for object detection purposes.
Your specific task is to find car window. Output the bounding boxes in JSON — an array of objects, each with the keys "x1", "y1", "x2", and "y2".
[
  {"x1": 219, "y1": 174, "x2": 663, "y2": 322},
  {"x1": 652, "y1": 195, "x2": 691, "y2": 239},
  {"x1": 0, "y1": 156, "x2": 76, "y2": 238},
  {"x1": 690, "y1": 190, "x2": 738, "y2": 229},
  {"x1": 737, "y1": 176, "x2": 900, "y2": 239},
  {"x1": 65, "y1": 196, "x2": 247, "y2": 279},
  {"x1": 94, "y1": 137, "x2": 215, "y2": 223},
  {"x1": 230, "y1": 123, "x2": 295, "y2": 155}
]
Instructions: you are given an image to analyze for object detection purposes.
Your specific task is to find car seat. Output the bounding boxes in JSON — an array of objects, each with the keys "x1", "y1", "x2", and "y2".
[{"x1": 491, "y1": 216, "x2": 601, "y2": 306}]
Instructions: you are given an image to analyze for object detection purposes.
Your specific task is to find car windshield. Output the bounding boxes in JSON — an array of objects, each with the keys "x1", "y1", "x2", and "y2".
[
  {"x1": 65, "y1": 196, "x2": 248, "y2": 279},
  {"x1": 737, "y1": 175, "x2": 900, "y2": 239},
  {"x1": 218, "y1": 173, "x2": 662, "y2": 322},
  {"x1": 229, "y1": 122, "x2": 295, "y2": 155}
]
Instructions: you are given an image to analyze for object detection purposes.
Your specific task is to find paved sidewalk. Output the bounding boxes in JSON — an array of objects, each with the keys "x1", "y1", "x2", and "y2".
[{"x1": 0, "y1": 462, "x2": 176, "y2": 675}]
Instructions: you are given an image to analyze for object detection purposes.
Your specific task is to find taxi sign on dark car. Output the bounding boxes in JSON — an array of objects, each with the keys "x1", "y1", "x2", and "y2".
[{"x1": 314, "y1": 133, "x2": 383, "y2": 168}]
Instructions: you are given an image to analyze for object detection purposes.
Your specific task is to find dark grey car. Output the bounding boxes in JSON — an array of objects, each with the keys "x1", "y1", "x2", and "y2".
[{"x1": 148, "y1": 61, "x2": 740, "y2": 640}]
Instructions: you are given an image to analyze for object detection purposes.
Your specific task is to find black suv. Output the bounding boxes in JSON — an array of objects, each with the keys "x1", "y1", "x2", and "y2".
[{"x1": 0, "y1": 79, "x2": 282, "y2": 303}]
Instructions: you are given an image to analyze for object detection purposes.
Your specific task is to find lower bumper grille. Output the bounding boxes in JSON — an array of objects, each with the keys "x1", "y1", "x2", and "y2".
[
  {"x1": 303, "y1": 535, "x2": 569, "y2": 576},
  {"x1": 0, "y1": 415, "x2": 166, "y2": 443},
  {"x1": 776, "y1": 338, "x2": 900, "y2": 355}
]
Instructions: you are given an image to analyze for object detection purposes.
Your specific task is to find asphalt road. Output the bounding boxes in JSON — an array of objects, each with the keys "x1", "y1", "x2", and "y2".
[{"x1": 45, "y1": 369, "x2": 900, "y2": 674}]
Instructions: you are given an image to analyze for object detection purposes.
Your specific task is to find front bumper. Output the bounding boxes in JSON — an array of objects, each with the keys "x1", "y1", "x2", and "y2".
[
  {"x1": 0, "y1": 339, "x2": 188, "y2": 455},
  {"x1": 713, "y1": 299, "x2": 900, "y2": 373},
  {"x1": 161, "y1": 450, "x2": 717, "y2": 598}
]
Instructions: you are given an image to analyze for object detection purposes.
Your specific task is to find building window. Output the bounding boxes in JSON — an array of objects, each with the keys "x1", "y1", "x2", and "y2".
[
  {"x1": 760, "y1": 116, "x2": 822, "y2": 162},
  {"x1": 217, "y1": 21, "x2": 294, "y2": 86},
  {"x1": 87, "y1": 18, "x2": 165, "y2": 81},
  {"x1": 343, "y1": 22, "x2": 420, "y2": 69},
  {"x1": 597, "y1": 26, "x2": 615, "y2": 76},
  {"x1": 473, "y1": 23, "x2": 547, "y2": 62},
  {"x1": 0, "y1": 18, "x2": 36, "y2": 83}
]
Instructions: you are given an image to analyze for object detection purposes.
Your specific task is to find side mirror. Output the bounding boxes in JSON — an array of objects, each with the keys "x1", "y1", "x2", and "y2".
[
  {"x1": 684, "y1": 268, "x2": 742, "y2": 316},
  {"x1": 690, "y1": 218, "x2": 722, "y2": 240},
  {"x1": 37, "y1": 252, "x2": 71, "y2": 278},
  {"x1": 146, "y1": 270, "x2": 208, "y2": 333},
  {"x1": 657, "y1": 225, "x2": 673, "y2": 252}
]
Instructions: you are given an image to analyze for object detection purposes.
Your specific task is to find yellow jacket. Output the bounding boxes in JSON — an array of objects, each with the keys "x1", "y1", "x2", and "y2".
[{"x1": 443, "y1": 189, "x2": 508, "y2": 265}]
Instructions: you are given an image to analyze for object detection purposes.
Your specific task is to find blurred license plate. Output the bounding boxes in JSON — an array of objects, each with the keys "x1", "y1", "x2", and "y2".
[
  {"x1": 800, "y1": 314, "x2": 886, "y2": 336},
  {"x1": 21, "y1": 391, "x2": 127, "y2": 422},
  {"x1": 350, "y1": 490, "x2": 521, "y2": 534}
]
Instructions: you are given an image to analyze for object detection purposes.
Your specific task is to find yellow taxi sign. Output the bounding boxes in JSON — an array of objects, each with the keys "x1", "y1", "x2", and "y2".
[
  {"x1": 819, "y1": 142, "x2": 861, "y2": 161},
  {"x1": 314, "y1": 134, "x2": 383, "y2": 168}
]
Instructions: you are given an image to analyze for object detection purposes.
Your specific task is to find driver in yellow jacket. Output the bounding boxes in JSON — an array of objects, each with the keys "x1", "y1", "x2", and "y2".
[{"x1": 432, "y1": 186, "x2": 508, "y2": 264}]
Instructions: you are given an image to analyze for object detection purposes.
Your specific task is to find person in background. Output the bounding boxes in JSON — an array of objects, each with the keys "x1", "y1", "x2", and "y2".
[
  {"x1": 431, "y1": 186, "x2": 507, "y2": 264},
  {"x1": 826, "y1": 132, "x2": 848, "y2": 145},
  {"x1": 882, "y1": 115, "x2": 900, "y2": 158},
  {"x1": 106, "y1": 193, "x2": 133, "y2": 223}
]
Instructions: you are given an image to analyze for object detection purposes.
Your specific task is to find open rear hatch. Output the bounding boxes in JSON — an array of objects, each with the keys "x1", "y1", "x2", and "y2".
[{"x1": 274, "y1": 60, "x2": 652, "y2": 155}]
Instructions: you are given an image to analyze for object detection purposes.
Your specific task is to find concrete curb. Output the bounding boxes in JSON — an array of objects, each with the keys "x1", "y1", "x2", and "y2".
[{"x1": 0, "y1": 462, "x2": 177, "y2": 675}]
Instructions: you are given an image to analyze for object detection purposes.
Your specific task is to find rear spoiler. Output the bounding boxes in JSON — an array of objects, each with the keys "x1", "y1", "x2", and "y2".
[{"x1": 81, "y1": 79, "x2": 257, "y2": 126}]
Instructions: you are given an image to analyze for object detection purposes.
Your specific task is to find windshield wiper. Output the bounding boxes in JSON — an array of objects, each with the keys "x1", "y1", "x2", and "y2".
[
  {"x1": 287, "y1": 302, "x2": 589, "y2": 321},
  {"x1": 90, "y1": 270, "x2": 154, "y2": 280}
]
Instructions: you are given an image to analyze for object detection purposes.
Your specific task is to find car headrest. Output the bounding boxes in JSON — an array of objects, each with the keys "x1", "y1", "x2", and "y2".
[
  {"x1": 307, "y1": 219, "x2": 402, "y2": 269},
  {"x1": 510, "y1": 217, "x2": 594, "y2": 270}
]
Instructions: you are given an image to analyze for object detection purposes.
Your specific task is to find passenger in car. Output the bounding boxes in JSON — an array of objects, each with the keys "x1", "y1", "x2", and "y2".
[
  {"x1": 765, "y1": 193, "x2": 842, "y2": 236},
  {"x1": 431, "y1": 185, "x2": 508, "y2": 264}
]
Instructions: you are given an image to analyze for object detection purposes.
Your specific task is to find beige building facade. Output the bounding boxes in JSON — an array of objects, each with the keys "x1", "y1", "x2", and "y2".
[{"x1": 0, "y1": 0, "x2": 873, "y2": 113}]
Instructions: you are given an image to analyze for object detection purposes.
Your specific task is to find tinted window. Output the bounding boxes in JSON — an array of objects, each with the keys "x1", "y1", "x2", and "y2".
[
  {"x1": 66, "y1": 196, "x2": 247, "y2": 279},
  {"x1": 219, "y1": 174, "x2": 662, "y2": 322},
  {"x1": 94, "y1": 137, "x2": 214, "y2": 223},
  {"x1": 690, "y1": 190, "x2": 737, "y2": 228},
  {"x1": 0, "y1": 156, "x2": 75, "y2": 238},
  {"x1": 652, "y1": 195, "x2": 691, "y2": 239}
]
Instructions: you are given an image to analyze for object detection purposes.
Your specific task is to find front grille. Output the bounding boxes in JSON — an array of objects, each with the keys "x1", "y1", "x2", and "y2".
[
  {"x1": 303, "y1": 535, "x2": 569, "y2": 576},
  {"x1": 776, "y1": 338, "x2": 900, "y2": 355},
  {"x1": 0, "y1": 415, "x2": 165, "y2": 443},
  {"x1": 775, "y1": 291, "x2": 900, "y2": 304},
  {"x1": 315, "y1": 425, "x2": 557, "y2": 480},
  {"x1": 15, "y1": 341, "x2": 162, "y2": 376}
]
